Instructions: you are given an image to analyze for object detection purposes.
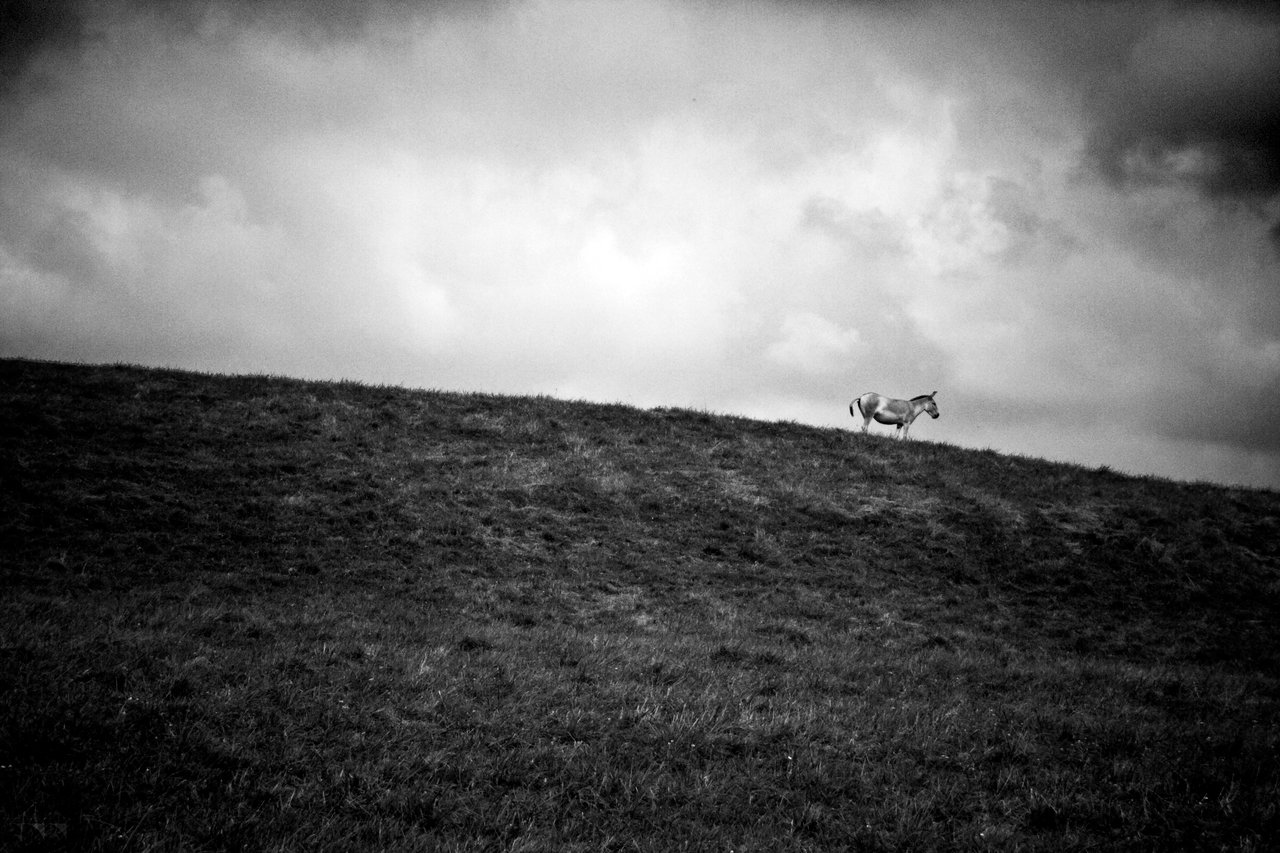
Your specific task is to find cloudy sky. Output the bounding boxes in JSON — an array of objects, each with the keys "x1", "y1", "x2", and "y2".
[{"x1": 3, "y1": 0, "x2": 1279, "y2": 488}]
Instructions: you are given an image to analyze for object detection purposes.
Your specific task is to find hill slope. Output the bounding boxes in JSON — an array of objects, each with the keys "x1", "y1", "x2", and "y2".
[{"x1": 2, "y1": 357, "x2": 1278, "y2": 851}]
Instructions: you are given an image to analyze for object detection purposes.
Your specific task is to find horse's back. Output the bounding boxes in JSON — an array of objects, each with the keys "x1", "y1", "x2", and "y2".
[{"x1": 857, "y1": 392, "x2": 911, "y2": 423}]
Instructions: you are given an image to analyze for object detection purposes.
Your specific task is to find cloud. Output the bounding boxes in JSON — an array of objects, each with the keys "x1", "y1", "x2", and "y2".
[
  {"x1": 766, "y1": 313, "x2": 862, "y2": 375},
  {"x1": 911, "y1": 1, "x2": 1280, "y2": 239},
  {"x1": 1, "y1": 1, "x2": 81, "y2": 86},
  {"x1": 1083, "y1": 4, "x2": 1280, "y2": 202},
  {"x1": 0, "y1": 165, "x2": 297, "y2": 370}
]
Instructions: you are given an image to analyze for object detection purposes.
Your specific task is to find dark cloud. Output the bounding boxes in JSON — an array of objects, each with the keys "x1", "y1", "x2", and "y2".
[
  {"x1": 1082, "y1": 4, "x2": 1280, "y2": 203},
  {"x1": 914, "y1": 2, "x2": 1279, "y2": 230},
  {"x1": 0, "y1": 0, "x2": 86, "y2": 87},
  {"x1": 0, "y1": 0, "x2": 475, "y2": 91}
]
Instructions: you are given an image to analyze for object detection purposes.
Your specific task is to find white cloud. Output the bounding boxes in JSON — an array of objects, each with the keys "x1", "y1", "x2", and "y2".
[{"x1": 766, "y1": 313, "x2": 862, "y2": 375}]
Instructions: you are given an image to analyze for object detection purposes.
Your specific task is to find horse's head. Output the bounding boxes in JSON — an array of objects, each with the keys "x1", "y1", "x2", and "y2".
[{"x1": 924, "y1": 392, "x2": 940, "y2": 419}]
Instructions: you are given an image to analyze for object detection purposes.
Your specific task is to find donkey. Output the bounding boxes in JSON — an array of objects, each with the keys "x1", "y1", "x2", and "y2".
[{"x1": 851, "y1": 391, "x2": 939, "y2": 439}]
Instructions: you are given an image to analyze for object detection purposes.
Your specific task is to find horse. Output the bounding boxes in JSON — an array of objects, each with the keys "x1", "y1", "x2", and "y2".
[{"x1": 851, "y1": 391, "x2": 939, "y2": 439}]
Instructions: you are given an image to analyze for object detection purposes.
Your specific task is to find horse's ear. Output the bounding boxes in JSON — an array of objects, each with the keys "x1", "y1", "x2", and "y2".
[{"x1": 931, "y1": 390, "x2": 937, "y2": 397}]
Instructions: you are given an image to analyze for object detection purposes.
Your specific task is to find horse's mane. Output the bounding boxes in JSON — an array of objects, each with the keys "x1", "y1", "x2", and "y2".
[{"x1": 909, "y1": 394, "x2": 933, "y2": 402}]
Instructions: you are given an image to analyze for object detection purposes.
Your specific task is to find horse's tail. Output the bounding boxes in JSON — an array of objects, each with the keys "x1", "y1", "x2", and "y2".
[{"x1": 851, "y1": 396, "x2": 863, "y2": 418}]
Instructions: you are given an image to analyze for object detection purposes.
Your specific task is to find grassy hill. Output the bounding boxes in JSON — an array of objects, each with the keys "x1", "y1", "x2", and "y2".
[{"x1": 2, "y1": 356, "x2": 1278, "y2": 851}]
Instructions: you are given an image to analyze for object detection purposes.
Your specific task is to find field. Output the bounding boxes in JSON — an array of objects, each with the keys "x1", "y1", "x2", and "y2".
[{"x1": 2, "y1": 357, "x2": 1278, "y2": 851}]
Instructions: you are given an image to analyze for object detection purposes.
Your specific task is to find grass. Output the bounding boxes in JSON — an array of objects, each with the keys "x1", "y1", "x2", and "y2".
[{"x1": 2, "y1": 356, "x2": 1278, "y2": 851}]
